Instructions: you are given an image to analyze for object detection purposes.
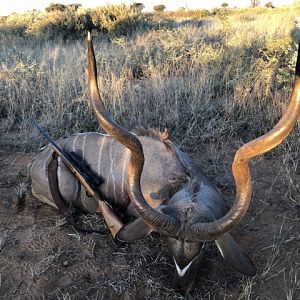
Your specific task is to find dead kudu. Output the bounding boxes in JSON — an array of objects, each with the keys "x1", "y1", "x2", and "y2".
[{"x1": 28, "y1": 34, "x2": 300, "y2": 292}]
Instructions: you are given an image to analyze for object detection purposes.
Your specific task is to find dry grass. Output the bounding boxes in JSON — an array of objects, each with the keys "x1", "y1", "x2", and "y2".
[
  {"x1": 1, "y1": 5, "x2": 300, "y2": 300},
  {"x1": 1, "y1": 7, "x2": 299, "y2": 151}
]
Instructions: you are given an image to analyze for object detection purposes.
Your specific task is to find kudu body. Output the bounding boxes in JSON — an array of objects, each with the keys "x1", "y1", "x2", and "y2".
[{"x1": 29, "y1": 34, "x2": 300, "y2": 292}]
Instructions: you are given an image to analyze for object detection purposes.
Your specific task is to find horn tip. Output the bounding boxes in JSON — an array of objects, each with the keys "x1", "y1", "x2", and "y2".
[{"x1": 88, "y1": 31, "x2": 91, "y2": 41}]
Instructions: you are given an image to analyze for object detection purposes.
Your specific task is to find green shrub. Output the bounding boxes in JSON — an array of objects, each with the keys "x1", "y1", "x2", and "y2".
[
  {"x1": 26, "y1": 9, "x2": 86, "y2": 39},
  {"x1": 153, "y1": 5, "x2": 166, "y2": 12},
  {"x1": 1, "y1": 10, "x2": 40, "y2": 36},
  {"x1": 91, "y1": 5, "x2": 149, "y2": 37},
  {"x1": 45, "y1": 3, "x2": 67, "y2": 12},
  {"x1": 130, "y1": 2, "x2": 145, "y2": 13},
  {"x1": 0, "y1": 4, "x2": 147, "y2": 39}
]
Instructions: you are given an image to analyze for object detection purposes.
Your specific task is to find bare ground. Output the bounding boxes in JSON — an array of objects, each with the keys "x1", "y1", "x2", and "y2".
[{"x1": 0, "y1": 142, "x2": 299, "y2": 300}]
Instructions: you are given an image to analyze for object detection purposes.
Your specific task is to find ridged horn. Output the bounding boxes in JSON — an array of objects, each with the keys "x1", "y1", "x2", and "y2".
[
  {"x1": 189, "y1": 43, "x2": 300, "y2": 242},
  {"x1": 87, "y1": 32, "x2": 180, "y2": 233}
]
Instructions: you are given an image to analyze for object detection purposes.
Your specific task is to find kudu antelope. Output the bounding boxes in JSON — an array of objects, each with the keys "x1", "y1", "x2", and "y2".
[{"x1": 28, "y1": 34, "x2": 300, "y2": 292}]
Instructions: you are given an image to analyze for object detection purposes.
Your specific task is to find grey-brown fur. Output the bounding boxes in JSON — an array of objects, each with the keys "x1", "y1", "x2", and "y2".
[{"x1": 29, "y1": 130, "x2": 185, "y2": 214}]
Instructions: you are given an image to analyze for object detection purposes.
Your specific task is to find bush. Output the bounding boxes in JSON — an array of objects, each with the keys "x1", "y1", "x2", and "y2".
[
  {"x1": 153, "y1": 5, "x2": 166, "y2": 12},
  {"x1": 130, "y1": 2, "x2": 145, "y2": 13},
  {"x1": 45, "y1": 3, "x2": 67, "y2": 12},
  {"x1": 265, "y1": 2, "x2": 275, "y2": 8},
  {"x1": 0, "y1": 4, "x2": 149, "y2": 40},
  {"x1": 91, "y1": 5, "x2": 147, "y2": 37},
  {"x1": 0, "y1": 10, "x2": 41, "y2": 36},
  {"x1": 26, "y1": 9, "x2": 88, "y2": 39}
]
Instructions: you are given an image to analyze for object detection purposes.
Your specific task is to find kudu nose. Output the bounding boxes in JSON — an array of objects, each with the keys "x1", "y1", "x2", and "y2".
[{"x1": 172, "y1": 275, "x2": 195, "y2": 294}]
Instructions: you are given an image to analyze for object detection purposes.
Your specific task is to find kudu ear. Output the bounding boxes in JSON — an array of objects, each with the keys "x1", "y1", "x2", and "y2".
[
  {"x1": 116, "y1": 218, "x2": 153, "y2": 242},
  {"x1": 215, "y1": 234, "x2": 256, "y2": 276}
]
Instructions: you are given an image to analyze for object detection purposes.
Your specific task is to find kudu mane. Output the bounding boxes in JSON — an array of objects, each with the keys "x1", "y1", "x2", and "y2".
[
  {"x1": 133, "y1": 127, "x2": 173, "y2": 148},
  {"x1": 134, "y1": 127, "x2": 191, "y2": 192}
]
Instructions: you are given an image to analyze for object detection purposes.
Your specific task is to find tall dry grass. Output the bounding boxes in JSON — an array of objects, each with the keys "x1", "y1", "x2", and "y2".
[{"x1": 1, "y1": 7, "x2": 299, "y2": 152}]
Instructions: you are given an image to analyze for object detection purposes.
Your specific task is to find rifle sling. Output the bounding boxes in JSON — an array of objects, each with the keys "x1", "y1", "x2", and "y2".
[{"x1": 48, "y1": 152, "x2": 106, "y2": 234}]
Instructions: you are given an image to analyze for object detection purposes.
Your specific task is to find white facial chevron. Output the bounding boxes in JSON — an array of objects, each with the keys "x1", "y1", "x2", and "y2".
[
  {"x1": 173, "y1": 257, "x2": 194, "y2": 277},
  {"x1": 173, "y1": 244, "x2": 204, "y2": 277}
]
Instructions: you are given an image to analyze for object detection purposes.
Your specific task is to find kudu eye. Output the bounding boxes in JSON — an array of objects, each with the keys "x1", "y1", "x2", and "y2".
[{"x1": 160, "y1": 206, "x2": 180, "y2": 222}]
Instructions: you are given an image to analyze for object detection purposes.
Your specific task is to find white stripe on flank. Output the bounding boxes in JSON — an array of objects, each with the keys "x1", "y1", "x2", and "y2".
[
  {"x1": 109, "y1": 139, "x2": 117, "y2": 200},
  {"x1": 82, "y1": 134, "x2": 88, "y2": 161},
  {"x1": 73, "y1": 176, "x2": 79, "y2": 200},
  {"x1": 72, "y1": 134, "x2": 79, "y2": 152},
  {"x1": 57, "y1": 156, "x2": 62, "y2": 184},
  {"x1": 96, "y1": 132, "x2": 109, "y2": 137},
  {"x1": 121, "y1": 149, "x2": 128, "y2": 196},
  {"x1": 97, "y1": 136, "x2": 106, "y2": 176},
  {"x1": 173, "y1": 257, "x2": 194, "y2": 277},
  {"x1": 71, "y1": 134, "x2": 81, "y2": 197}
]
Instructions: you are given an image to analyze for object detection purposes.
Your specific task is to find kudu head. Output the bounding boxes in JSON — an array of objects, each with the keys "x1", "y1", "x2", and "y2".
[{"x1": 87, "y1": 32, "x2": 300, "y2": 292}]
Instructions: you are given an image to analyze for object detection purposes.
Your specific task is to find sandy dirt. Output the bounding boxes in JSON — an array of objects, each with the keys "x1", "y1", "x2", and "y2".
[{"x1": 0, "y1": 145, "x2": 299, "y2": 299}]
